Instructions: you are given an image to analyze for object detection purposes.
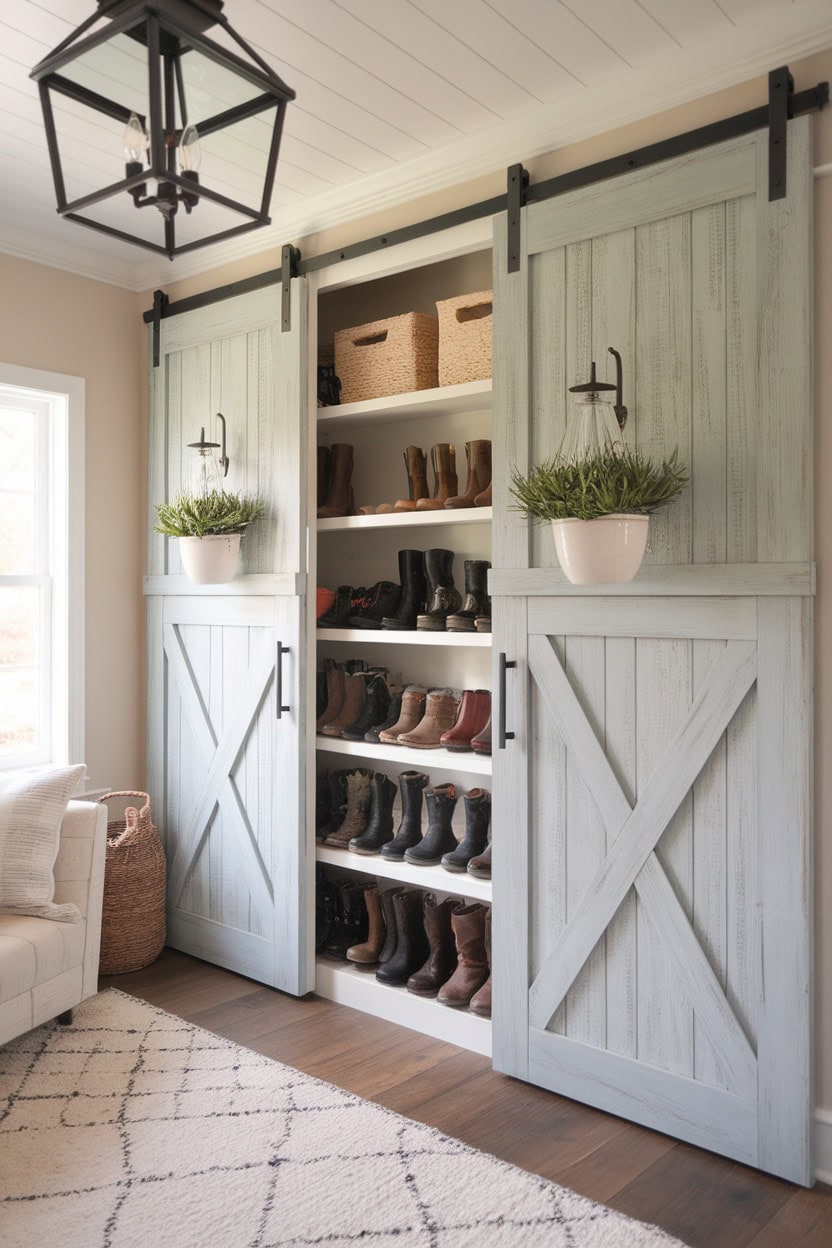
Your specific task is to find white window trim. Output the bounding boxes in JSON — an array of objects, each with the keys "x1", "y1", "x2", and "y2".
[{"x1": 0, "y1": 362, "x2": 85, "y2": 774}]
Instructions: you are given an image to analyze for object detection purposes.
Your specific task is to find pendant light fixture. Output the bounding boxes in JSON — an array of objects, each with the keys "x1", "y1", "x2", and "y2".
[{"x1": 30, "y1": 0, "x2": 295, "y2": 260}]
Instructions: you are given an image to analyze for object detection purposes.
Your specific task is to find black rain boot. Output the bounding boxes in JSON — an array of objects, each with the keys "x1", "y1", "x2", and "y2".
[
  {"x1": 382, "y1": 549, "x2": 428, "y2": 631},
  {"x1": 446, "y1": 560, "x2": 491, "y2": 632},
  {"x1": 341, "y1": 672, "x2": 391, "y2": 741},
  {"x1": 376, "y1": 888, "x2": 403, "y2": 966},
  {"x1": 416, "y1": 549, "x2": 462, "y2": 631},
  {"x1": 441, "y1": 787, "x2": 491, "y2": 872},
  {"x1": 375, "y1": 889, "x2": 429, "y2": 985},
  {"x1": 350, "y1": 771, "x2": 398, "y2": 854},
  {"x1": 319, "y1": 585, "x2": 353, "y2": 628},
  {"x1": 381, "y1": 771, "x2": 429, "y2": 860},
  {"x1": 365, "y1": 686, "x2": 403, "y2": 743},
  {"x1": 404, "y1": 783, "x2": 458, "y2": 865}
]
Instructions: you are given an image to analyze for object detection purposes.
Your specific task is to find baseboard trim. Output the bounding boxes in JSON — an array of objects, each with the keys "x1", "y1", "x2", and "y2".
[{"x1": 816, "y1": 1109, "x2": 832, "y2": 1184}]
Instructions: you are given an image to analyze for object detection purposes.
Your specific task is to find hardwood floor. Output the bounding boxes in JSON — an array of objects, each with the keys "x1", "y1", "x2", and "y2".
[{"x1": 100, "y1": 950, "x2": 832, "y2": 1247}]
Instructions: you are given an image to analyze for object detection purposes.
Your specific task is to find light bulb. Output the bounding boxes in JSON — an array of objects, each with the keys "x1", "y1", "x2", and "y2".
[
  {"x1": 123, "y1": 112, "x2": 149, "y2": 164},
  {"x1": 179, "y1": 125, "x2": 201, "y2": 173}
]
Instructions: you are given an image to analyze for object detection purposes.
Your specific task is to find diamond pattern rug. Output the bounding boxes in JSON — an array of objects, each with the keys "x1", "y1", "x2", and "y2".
[{"x1": 0, "y1": 989, "x2": 685, "y2": 1247}]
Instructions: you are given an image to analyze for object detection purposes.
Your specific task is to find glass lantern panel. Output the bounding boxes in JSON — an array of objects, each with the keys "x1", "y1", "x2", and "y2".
[
  {"x1": 558, "y1": 394, "x2": 623, "y2": 461},
  {"x1": 177, "y1": 47, "x2": 273, "y2": 131}
]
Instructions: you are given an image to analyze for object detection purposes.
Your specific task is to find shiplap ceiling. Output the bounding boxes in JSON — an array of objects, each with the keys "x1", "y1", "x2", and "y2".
[{"x1": 1, "y1": 0, "x2": 830, "y2": 290}]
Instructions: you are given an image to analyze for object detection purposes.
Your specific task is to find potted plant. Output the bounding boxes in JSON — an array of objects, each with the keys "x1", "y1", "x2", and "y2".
[
  {"x1": 154, "y1": 490, "x2": 265, "y2": 584},
  {"x1": 510, "y1": 446, "x2": 688, "y2": 585}
]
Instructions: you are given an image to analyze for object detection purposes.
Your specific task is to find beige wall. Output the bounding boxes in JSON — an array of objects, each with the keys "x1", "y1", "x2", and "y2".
[{"x1": 0, "y1": 253, "x2": 144, "y2": 794}]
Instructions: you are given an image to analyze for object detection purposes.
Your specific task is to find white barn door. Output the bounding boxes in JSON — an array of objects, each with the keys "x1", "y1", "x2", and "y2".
[
  {"x1": 145, "y1": 283, "x2": 311, "y2": 995},
  {"x1": 492, "y1": 122, "x2": 814, "y2": 1183}
]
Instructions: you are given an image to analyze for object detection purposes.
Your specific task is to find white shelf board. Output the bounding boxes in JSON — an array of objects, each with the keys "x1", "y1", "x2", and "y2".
[
  {"x1": 315, "y1": 735, "x2": 492, "y2": 776},
  {"x1": 315, "y1": 959, "x2": 491, "y2": 1057},
  {"x1": 316, "y1": 844, "x2": 492, "y2": 902},
  {"x1": 317, "y1": 379, "x2": 492, "y2": 429},
  {"x1": 318, "y1": 506, "x2": 492, "y2": 533},
  {"x1": 317, "y1": 628, "x2": 491, "y2": 647}
]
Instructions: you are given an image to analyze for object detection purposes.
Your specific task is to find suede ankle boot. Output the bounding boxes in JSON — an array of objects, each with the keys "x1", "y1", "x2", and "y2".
[
  {"x1": 321, "y1": 671, "x2": 366, "y2": 737},
  {"x1": 437, "y1": 903, "x2": 489, "y2": 1007},
  {"x1": 439, "y1": 689, "x2": 491, "y2": 752},
  {"x1": 398, "y1": 688, "x2": 460, "y2": 749},
  {"x1": 394, "y1": 446, "x2": 429, "y2": 512},
  {"x1": 441, "y1": 787, "x2": 491, "y2": 872},
  {"x1": 469, "y1": 909, "x2": 492, "y2": 1017},
  {"x1": 316, "y1": 663, "x2": 345, "y2": 732},
  {"x1": 415, "y1": 444, "x2": 457, "y2": 510},
  {"x1": 318, "y1": 585, "x2": 353, "y2": 629},
  {"x1": 405, "y1": 783, "x2": 458, "y2": 865},
  {"x1": 324, "y1": 769, "x2": 372, "y2": 847},
  {"x1": 341, "y1": 673, "x2": 391, "y2": 741},
  {"x1": 378, "y1": 685, "x2": 427, "y2": 743},
  {"x1": 347, "y1": 581, "x2": 401, "y2": 629},
  {"x1": 407, "y1": 894, "x2": 459, "y2": 997},
  {"x1": 317, "y1": 443, "x2": 355, "y2": 518},
  {"x1": 417, "y1": 549, "x2": 462, "y2": 630},
  {"x1": 376, "y1": 888, "x2": 404, "y2": 966},
  {"x1": 381, "y1": 771, "x2": 429, "y2": 859},
  {"x1": 375, "y1": 889, "x2": 429, "y2": 985},
  {"x1": 382, "y1": 550, "x2": 428, "y2": 631},
  {"x1": 365, "y1": 686, "x2": 403, "y2": 743},
  {"x1": 446, "y1": 560, "x2": 491, "y2": 632},
  {"x1": 445, "y1": 440, "x2": 491, "y2": 509},
  {"x1": 347, "y1": 882, "x2": 386, "y2": 965},
  {"x1": 349, "y1": 771, "x2": 398, "y2": 854}
]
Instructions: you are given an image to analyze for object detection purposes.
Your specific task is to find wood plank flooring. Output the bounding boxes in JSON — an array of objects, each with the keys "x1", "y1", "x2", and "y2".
[{"x1": 100, "y1": 950, "x2": 832, "y2": 1247}]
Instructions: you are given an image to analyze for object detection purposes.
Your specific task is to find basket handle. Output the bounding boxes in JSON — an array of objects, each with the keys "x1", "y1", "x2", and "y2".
[
  {"x1": 353, "y1": 329, "x2": 388, "y2": 347},
  {"x1": 455, "y1": 301, "x2": 492, "y2": 323},
  {"x1": 98, "y1": 791, "x2": 151, "y2": 823}
]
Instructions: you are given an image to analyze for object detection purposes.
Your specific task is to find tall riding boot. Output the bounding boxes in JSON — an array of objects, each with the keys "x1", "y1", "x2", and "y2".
[
  {"x1": 316, "y1": 663, "x2": 345, "y2": 731},
  {"x1": 317, "y1": 443, "x2": 355, "y2": 519},
  {"x1": 407, "y1": 894, "x2": 459, "y2": 997},
  {"x1": 437, "y1": 903, "x2": 489, "y2": 1007},
  {"x1": 441, "y1": 787, "x2": 491, "y2": 871},
  {"x1": 382, "y1": 549, "x2": 428, "y2": 631},
  {"x1": 381, "y1": 770, "x2": 429, "y2": 860},
  {"x1": 416, "y1": 549, "x2": 462, "y2": 631},
  {"x1": 416, "y1": 444, "x2": 458, "y2": 511},
  {"x1": 317, "y1": 445, "x2": 330, "y2": 509},
  {"x1": 446, "y1": 560, "x2": 491, "y2": 632},
  {"x1": 324, "y1": 769, "x2": 372, "y2": 847},
  {"x1": 375, "y1": 889, "x2": 429, "y2": 985},
  {"x1": 404, "y1": 783, "x2": 458, "y2": 865},
  {"x1": 394, "y1": 446, "x2": 429, "y2": 512},
  {"x1": 469, "y1": 908, "x2": 492, "y2": 1016},
  {"x1": 347, "y1": 882, "x2": 386, "y2": 965},
  {"x1": 439, "y1": 689, "x2": 491, "y2": 752},
  {"x1": 321, "y1": 671, "x2": 366, "y2": 737},
  {"x1": 349, "y1": 771, "x2": 398, "y2": 854},
  {"x1": 445, "y1": 440, "x2": 491, "y2": 509},
  {"x1": 341, "y1": 672, "x2": 391, "y2": 741},
  {"x1": 398, "y1": 688, "x2": 460, "y2": 749},
  {"x1": 318, "y1": 585, "x2": 354, "y2": 629},
  {"x1": 376, "y1": 888, "x2": 403, "y2": 966}
]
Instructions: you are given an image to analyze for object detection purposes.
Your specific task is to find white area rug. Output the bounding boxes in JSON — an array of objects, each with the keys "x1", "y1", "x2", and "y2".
[{"x1": 0, "y1": 990, "x2": 685, "y2": 1247}]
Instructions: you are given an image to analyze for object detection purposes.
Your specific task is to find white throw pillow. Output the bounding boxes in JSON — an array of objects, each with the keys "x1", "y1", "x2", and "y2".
[{"x1": 0, "y1": 765, "x2": 86, "y2": 922}]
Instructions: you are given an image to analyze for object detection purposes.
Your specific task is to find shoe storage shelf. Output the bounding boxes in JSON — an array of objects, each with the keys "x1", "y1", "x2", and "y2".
[
  {"x1": 318, "y1": 506, "x2": 492, "y2": 533},
  {"x1": 315, "y1": 735, "x2": 492, "y2": 777},
  {"x1": 316, "y1": 844, "x2": 492, "y2": 903},
  {"x1": 316, "y1": 378, "x2": 492, "y2": 429},
  {"x1": 317, "y1": 628, "x2": 491, "y2": 648}
]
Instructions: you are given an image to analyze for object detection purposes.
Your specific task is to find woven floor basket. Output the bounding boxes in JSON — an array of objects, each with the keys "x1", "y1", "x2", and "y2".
[
  {"x1": 437, "y1": 289, "x2": 493, "y2": 386},
  {"x1": 97, "y1": 791, "x2": 166, "y2": 975},
  {"x1": 335, "y1": 311, "x2": 438, "y2": 404}
]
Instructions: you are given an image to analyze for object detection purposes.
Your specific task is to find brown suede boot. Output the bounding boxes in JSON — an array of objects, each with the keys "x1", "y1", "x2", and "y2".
[
  {"x1": 320, "y1": 671, "x2": 366, "y2": 737},
  {"x1": 378, "y1": 685, "x2": 427, "y2": 743},
  {"x1": 469, "y1": 908, "x2": 491, "y2": 1017},
  {"x1": 407, "y1": 894, "x2": 459, "y2": 997},
  {"x1": 323, "y1": 770, "x2": 372, "y2": 847},
  {"x1": 347, "y1": 882, "x2": 386, "y2": 965},
  {"x1": 394, "y1": 446, "x2": 429, "y2": 512},
  {"x1": 437, "y1": 903, "x2": 489, "y2": 1008},
  {"x1": 416, "y1": 444, "x2": 458, "y2": 510},
  {"x1": 316, "y1": 663, "x2": 345, "y2": 732},
  {"x1": 317, "y1": 443, "x2": 355, "y2": 518},
  {"x1": 445, "y1": 440, "x2": 491, "y2": 509},
  {"x1": 398, "y1": 688, "x2": 460, "y2": 748}
]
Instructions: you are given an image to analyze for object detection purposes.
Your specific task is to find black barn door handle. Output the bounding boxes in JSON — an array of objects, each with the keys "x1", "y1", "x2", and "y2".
[
  {"x1": 276, "y1": 641, "x2": 290, "y2": 719},
  {"x1": 498, "y1": 652, "x2": 516, "y2": 749}
]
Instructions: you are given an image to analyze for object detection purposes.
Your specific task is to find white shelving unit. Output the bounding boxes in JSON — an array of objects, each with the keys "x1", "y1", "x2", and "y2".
[
  {"x1": 315, "y1": 734, "x2": 492, "y2": 777},
  {"x1": 318, "y1": 506, "x2": 491, "y2": 533},
  {"x1": 317, "y1": 378, "x2": 492, "y2": 428},
  {"x1": 317, "y1": 627, "x2": 491, "y2": 647},
  {"x1": 316, "y1": 844, "x2": 492, "y2": 902}
]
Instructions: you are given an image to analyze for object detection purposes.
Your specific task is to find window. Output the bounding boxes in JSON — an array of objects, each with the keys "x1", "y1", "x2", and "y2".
[{"x1": 0, "y1": 365, "x2": 84, "y2": 770}]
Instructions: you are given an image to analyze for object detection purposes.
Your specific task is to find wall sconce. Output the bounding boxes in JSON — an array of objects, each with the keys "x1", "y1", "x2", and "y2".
[
  {"x1": 561, "y1": 348, "x2": 628, "y2": 461},
  {"x1": 188, "y1": 413, "x2": 229, "y2": 496}
]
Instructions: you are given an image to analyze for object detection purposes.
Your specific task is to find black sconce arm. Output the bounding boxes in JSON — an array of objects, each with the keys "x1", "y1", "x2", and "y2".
[{"x1": 608, "y1": 347, "x2": 628, "y2": 431}]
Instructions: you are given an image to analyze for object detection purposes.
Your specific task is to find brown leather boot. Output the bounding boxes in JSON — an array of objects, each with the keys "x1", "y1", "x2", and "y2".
[
  {"x1": 316, "y1": 663, "x2": 346, "y2": 733},
  {"x1": 378, "y1": 685, "x2": 427, "y2": 743},
  {"x1": 469, "y1": 908, "x2": 491, "y2": 1017},
  {"x1": 437, "y1": 903, "x2": 489, "y2": 1007},
  {"x1": 394, "y1": 446, "x2": 429, "y2": 512},
  {"x1": 320, "y1": 671, "x2": 366, "y2": 737},
  {"x1": 407, "y1": 894, "x2": 459, "y2": 997},
  {"x1": 439, "y1": 689, "x2": 491, "y2": 751},
  {"x1": 324, "y1": 770, "x2": 372, "y2": 847},
  {"x1": 416, "y1": 444, "x2": 458, "y2": 510},
  {"x1": 445, "y1": 440, "x2": 491, "y2": 509},
  {"x1": 347, "y1": 882, "x2": 386, "y2": 965},
  {"x1": 398, "y1": 688, "x2": 460, "y2": 748},
  {"x1": 317, "y1": 443, "x2": 355, "y2": 518}
]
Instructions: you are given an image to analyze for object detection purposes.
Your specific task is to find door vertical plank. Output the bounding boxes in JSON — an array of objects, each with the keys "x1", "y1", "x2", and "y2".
[
  {"x1": 691, "y1": 203, "x2": 727, "y2": 564},
  {"x1": 726, "y1": 194, "x2": 757, "y2": 564},
  {"x1": 529, "y1": 248, "x2": 566, "y2": 569},
  {"x1": 207, "y1": 622, "x2": 223, "y2": 924},
  {"x1": 726, "y1": 677, "x2": 759, "y2": 1054},
  {"x1": 592, "y1": 227, "x2": 636, "y2": 440},
  {"x1": 146, "y1": 598, "x2": 165, "y2": 844},
  {"x1": 493, "y1": 216, "x2": 530, "y2": 573},
  {"x1": 222, "y1": 624, "x2": 252, "y2": 934},
  {"x1": 178, "y1": 621, "x2": 209, "y2": 920},
  {"x1": 605, "y1": 636, "x2": 637, "y2": 1058}
]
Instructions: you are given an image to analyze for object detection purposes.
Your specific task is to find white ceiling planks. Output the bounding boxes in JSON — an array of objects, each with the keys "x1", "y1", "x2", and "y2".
[{"x1": 0, "y1": 0, "x2": 827, "y2": 289}]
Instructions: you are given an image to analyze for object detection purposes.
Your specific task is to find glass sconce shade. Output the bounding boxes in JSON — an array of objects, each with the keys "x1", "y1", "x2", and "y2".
[
  {"x1": 559, "y1": 392, "x2": 624, "y2": 461},
  {"x1": 188, "y1": 428, "x2": 223, "y2": 498}
]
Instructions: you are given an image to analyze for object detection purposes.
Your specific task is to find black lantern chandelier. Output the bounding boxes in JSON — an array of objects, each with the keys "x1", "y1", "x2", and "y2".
[{"x1": 30, "y1": 0, "x2": 295, "y2": 259}]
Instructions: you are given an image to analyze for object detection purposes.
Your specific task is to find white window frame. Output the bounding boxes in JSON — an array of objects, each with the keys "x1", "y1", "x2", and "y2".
[{"x1": 0, "y1": 363, "x2": 85, "y2": 771}]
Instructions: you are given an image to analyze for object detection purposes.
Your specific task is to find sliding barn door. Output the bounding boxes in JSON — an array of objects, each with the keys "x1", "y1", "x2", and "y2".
[
  {"x1": 145, "y1": 283, "x2": 312, "y2": 995},
  {"x1": 491, "y1": 121, "x2": 814, "y2": 1183}
]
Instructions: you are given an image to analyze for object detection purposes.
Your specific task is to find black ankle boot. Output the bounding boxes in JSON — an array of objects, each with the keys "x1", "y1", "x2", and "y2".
[
  {"x1": 347, "y1": 581, "x2": 401, "y2": 629},
  {"x1": 416, "y1": 550, "x2": 462, "y2": 631},
  {"x1": 381, "y1": 771, "x2": 429, "y2": 859},
  {"x1": 446, "y1": 560, "x2": 491, "y2": 632},
  {"x1": 350, "y1": 772, "x2": 398, "y2": 854},
  {"x1": 441, "y1": 788, "x2": 491, "y2": 871},
  {"x1": 404, "y1": 783, "x2": 458, "y2": 865},
  {"x1": 341, "y1": 673, "x2": 391, "y2": 741},
  {"x1": 365, "y1": 687, "x2": 403, "y2": 743},
  {"x1": 319, "y1": 585, "x2": 353, "y2": 628},
  {"x1": 382, "y1": 549, "x2": 428, "y2": 630}
]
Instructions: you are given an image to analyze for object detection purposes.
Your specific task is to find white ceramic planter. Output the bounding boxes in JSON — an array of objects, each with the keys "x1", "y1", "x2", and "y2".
[
  {"x1": 551, "y1": 514, "x2": 649, "y2": 585},
  {"x1": 178, "y1": 533, "x2": 241, "y2": 585}
]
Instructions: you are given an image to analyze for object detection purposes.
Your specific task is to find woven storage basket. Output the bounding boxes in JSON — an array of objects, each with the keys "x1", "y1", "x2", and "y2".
[
  {"x1": 335, "y1": 312, "x2": 438, "y2": 404},
  {"x1": 436, "y1": 289, "x2": 493, "y2": 386},
  {"x1": 97, "y1": 791, "x2": 166, "y2": 975}
]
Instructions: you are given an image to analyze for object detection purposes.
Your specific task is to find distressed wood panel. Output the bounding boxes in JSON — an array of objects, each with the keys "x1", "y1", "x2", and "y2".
[
  {"x1": 691, "y1": 203, "x2": 727, "y2": 564},
  {"x1": 527, "y1": 596, "x2": 755, "y2": 641},
  {"x1": 604, "y1": 636, "x2": 637, "y2": 1058},
  {"x1": 490, "y1": 563, "x2": 815, "y2": 597},
  {"x1": 726, "y1": 194, "x2": 757, "y2": 564},
  {"x1": 529, "y1": 248, "x2": 566, "y2": 569}
]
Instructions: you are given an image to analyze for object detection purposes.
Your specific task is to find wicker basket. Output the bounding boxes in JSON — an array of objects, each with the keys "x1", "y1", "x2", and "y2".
[
  {"x1": 97, "y1": 791, "x2": 166, "y2": 975},
  {"x1": 334, "y1": 312, "x2": 438, "y2": 404},
  {"x1": 437, "y1": 289, "x2": 493, "y2": 386}
]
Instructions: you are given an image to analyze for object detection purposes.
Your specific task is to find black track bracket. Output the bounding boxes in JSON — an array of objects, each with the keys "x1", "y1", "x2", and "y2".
[
  {"x1": 506, "y1": 163, "x2": 529, "y2": 273},
  {"x1": 151, "y1": 288, "x2": 168, "y2": 368},
  {"x1": 281, "y1": 244, "x2": 301, "y2": 332},
  {"x1": 768, "y1": 66, "x2": 794, "y2": 201}
]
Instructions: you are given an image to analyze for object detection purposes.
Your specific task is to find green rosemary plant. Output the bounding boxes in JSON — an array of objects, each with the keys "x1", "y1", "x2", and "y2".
[
  {"x1": 154, "y1": 490, "x2": 265, "y2": 538},
  {"x1": 510, "y1": 446, "x2": 687, "y2": 523}
]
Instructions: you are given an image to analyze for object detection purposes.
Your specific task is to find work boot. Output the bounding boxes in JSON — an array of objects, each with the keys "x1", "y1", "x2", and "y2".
[
  {"x1": 407, "y1": 895, "x2": 459, "y2": 997},
  {"x1": 467, "y1": 839, "x2": 491, "y2": 879},
  {"x1": 376, "y1": 888, "x2": 404, "y2": 966},
  {"x1": 437, "y1": 903, "x2": 489, "y2": 1007},
  {"x1": 316, "y1": 662, "x2": 345, "y2": 731},
  {"x1": 416, "y1": 444, "x2": 458, "y2": 510},
  {"x1": 317, "y1": 443, "x2": 355, "y2": 518},
  {"x1": 318, "y1": 585, "x2": 353, "y2": 629},
  {"x1": 441, "y1": 788, "x2": 491, "y2": 872},
  {"x1": 341, "y1": 672, "x2": 391, "y2": 741},
  {"x1": 349, "y1": 771, "x2": 398, "y2": 854},
  {"x1": 365, "y1": 686, "x2": 403, "y2": 743},
  {"x1": 471, "y1": 711, "x2": 492, "y2": 756},
  {"x1": 405, "y1": 783, "x2": 458, "y2": 865},
  {"x1": 375, "y1": 889, "x2": 429, "y2": 985},
  {"x1": 446, "y1": 560, "x2": 491, "y2": 632},
  {"x1": 417, "y1": 549, "x2": 462, "y2": 631},
  {"x1": 439, "y1": 689, "x2": 491, "y2": 752},
  {"x1": 382, "y1": 549, "x2": 428, "y2": 631},
  {"x1": 398, "y1": 688, "x2": 460, "y2": 749},
  {"x1": 321, "y1": 671, "x2": 366, "y2": 737},
  {"x1": 445, "y1": 440, "x2": 491, "y2": 509},
  {"x1": 378, "y1": 685, "x2": 427, "y2": 743},
  {"x1": 347, "y1": 882, "x2": 386, "y2": 965},
  {"x1": 469, "y1": 908, "x2": 492, "y2": 1017},
  {"x1": 325, "y1": 880, "x2": 368, "y2": 960},
  {"x1": 381, "y1": 771, "x2": 429, "y2": 860},
  {"x1": 394, "y1": 446, "x2": 429, "y2": 511},
  {"x1": 347, "y1": 581, "x2": 401, "y2": 629},
  {"x1": 324, "y1": 769, "x2": 372, "y2": 847}
]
